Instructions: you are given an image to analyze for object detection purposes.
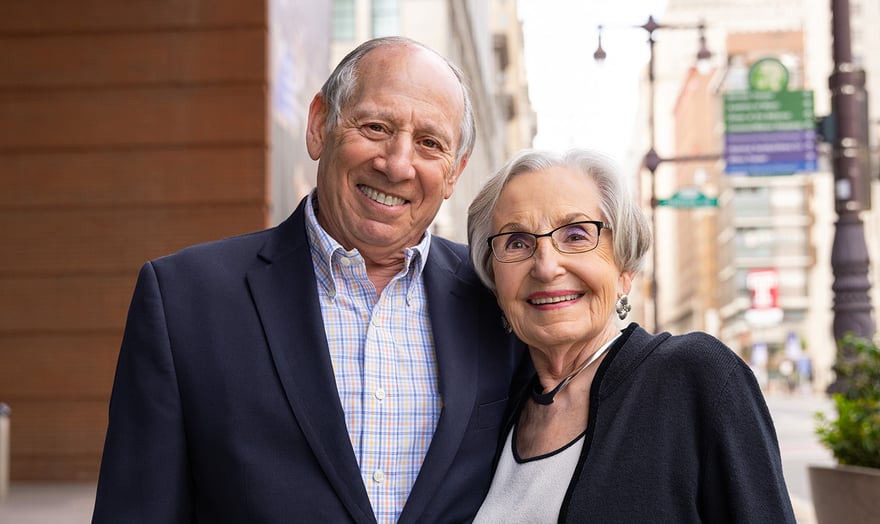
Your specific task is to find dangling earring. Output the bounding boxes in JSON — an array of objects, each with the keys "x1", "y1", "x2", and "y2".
[
  {"x1": 500, "y1": 313, "x2": 512, "y2": 334},
  {"x1": 615, "y1": 294, "x2": 631, "y2": 320}
]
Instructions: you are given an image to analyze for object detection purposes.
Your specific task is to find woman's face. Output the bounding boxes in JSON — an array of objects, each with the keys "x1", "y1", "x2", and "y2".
[{"x1": 490, "y1": 167, "x2": 632, "y2": 352}]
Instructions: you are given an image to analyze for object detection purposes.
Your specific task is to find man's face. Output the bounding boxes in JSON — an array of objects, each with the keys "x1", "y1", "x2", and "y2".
[{"x1": 307, "y1": 45, "x2": 468, "y2": 260}]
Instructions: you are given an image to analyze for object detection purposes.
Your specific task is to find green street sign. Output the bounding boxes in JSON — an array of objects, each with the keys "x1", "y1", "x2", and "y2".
[
  {"x1": 656, "y1": 188, "x2": 719, "y2": 208},
  {"x1": 723, "y1": 90, "x2": 815, "y2": 133}
]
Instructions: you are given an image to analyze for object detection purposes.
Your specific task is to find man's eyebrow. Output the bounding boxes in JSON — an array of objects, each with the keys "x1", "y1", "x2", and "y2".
[
  {"x1": 348, "y1": 107, "x2": 386, "y2": 121},
  {"x1": 348, "y1": 106, "x2": 456, "y2": 144}
]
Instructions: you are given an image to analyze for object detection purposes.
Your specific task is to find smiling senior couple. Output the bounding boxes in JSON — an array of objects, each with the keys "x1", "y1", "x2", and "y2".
[{"x1": 92, "y1": 36, "x2": 795, "y2": 524}]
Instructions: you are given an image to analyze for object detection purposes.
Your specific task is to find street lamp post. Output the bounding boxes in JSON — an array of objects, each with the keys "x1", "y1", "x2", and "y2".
[
  {"x1": 595, "y1": 16, "x2": 714, "y2": 333},
  {"x1": 829, "y1": 0, "x2": 875, "y2": 344}
]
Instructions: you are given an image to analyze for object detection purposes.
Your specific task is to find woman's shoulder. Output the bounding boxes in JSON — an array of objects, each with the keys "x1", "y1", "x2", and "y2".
[
  {"x1": 646, "y1": 330, "x2": 754, "y2": 389},
  {"x1": 658, "y1": 330, "x2": 732, "y2": 352},
  {"x1": 650, "y1": 330, "x2": 743, "y2": 366},
  {"x1": 598, "y1": 328, "x2": 760, "y2": 418},
  {"x1": 615, "y1": 326, "x2": 749, "y2": 380}
]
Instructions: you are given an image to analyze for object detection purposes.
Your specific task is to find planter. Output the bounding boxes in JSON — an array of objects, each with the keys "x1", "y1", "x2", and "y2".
[{"x1": 808, "y1": 464, "x2": 880, "y2": 524}]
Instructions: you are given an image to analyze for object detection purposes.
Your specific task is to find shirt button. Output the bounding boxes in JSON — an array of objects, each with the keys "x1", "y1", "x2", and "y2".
[
  {"x1": 371, "y1": 316, "x2": 381, "y2": 327},
  {"x1": 374, "y1": 387, "x2": 386, "y2": 401},
  {"x1": 373, "y1": 470, "x2": 385, "y2": 483},
  {"x1": 339, "y1": 257, "x2": 352, "y2": 267}
]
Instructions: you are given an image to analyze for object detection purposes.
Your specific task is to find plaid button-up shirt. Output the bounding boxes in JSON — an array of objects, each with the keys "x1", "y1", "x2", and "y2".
[{"x1": 306, "y1": 193, "x2": 441, "y2": 523}]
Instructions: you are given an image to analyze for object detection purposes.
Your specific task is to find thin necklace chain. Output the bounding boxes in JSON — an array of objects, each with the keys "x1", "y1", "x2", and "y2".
[{"x1": 531, "y1": 335, "x2": 618, "y2": 405}]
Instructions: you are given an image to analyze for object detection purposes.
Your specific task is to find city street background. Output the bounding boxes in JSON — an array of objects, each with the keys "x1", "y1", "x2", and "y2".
[{"x1": 1, "y1": 0, "x2": 876, "y2": 521}]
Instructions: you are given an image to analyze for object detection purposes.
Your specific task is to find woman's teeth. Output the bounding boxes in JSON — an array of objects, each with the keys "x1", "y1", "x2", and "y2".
[{"x1": 529, "y1": 294, "x2": 581, "y2": 305}]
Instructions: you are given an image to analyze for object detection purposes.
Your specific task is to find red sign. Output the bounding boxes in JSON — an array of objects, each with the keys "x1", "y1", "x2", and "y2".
[{"x1": 747, "y1": 269, "x2": 779, "y2": 310}]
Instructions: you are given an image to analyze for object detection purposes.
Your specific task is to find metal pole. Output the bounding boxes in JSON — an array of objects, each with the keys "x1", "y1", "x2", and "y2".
[
  {"x1": 645, "y1": 26, "x2": 661, "y2": 334},
  {"x1": 829, "y1": 0, "x2": 875, "y2": 343}
]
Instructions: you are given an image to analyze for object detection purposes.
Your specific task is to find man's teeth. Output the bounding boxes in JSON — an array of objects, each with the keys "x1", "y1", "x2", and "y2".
[
  {"x1": 360, "y1": 185, "x2": 406, "y2": 206},
  {"x1": 529, "y1": 294, "x2": 581, "y2": 305}
]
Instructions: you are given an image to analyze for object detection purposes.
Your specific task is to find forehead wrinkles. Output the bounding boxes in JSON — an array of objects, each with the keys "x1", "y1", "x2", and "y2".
[
  {"x1": 494, "y1": 171, "x2": 602, "y2": 223},
  {"x1": 353, "y1": 47, "x2": 463, "y2": 134},
  {"x1": 495, "y1": 212, "x2": 592, "y2": 233}
]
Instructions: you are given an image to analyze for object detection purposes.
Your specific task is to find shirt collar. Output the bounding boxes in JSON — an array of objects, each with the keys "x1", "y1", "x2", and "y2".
[{"x1": 305, "y1": 190, "x2": 431, "y2": 297}]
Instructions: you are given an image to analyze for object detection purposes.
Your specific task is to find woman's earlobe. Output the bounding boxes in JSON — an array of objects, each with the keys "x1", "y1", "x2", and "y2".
[{"x1": 618, "y1": 271, "x2": 634, "y2": 296}]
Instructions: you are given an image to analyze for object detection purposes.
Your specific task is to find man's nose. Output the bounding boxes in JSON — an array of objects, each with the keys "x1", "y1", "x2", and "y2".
[{"x1": 382, "y1": 134, "x2": 416, "y2": 181}]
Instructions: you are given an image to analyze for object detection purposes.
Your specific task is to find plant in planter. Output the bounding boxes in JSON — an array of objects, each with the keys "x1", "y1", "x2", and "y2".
[
  {"x1": 815, "y1": 333, "x2": 880, "y2": 467},
  {"x1": 809, "y1": 333, "x2": 880, "y2": 524}
]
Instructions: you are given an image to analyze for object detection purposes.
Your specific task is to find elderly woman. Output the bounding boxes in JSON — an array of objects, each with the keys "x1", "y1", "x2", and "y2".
[{"x1": 468, "y1": 149, "x2": 795, "y2": 523}]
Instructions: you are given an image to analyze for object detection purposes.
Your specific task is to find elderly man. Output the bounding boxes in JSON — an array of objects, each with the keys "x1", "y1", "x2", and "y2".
[{"x1": 93, "y1": 37, "x2": 526, "y2": 524}]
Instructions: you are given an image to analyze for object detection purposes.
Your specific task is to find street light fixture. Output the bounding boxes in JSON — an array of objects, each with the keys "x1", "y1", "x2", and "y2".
[
  {"x1": 593, "y1": 26, "x2": 607, "y2": 61},
  {"x1": 594, "y1": 16, "x2": 718, "y2": 333}
]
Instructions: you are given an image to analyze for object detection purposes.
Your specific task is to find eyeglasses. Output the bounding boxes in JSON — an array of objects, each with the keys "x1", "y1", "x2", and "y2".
[{"x1": 487, "y1": 220, "x2": 609, "y2": 263}]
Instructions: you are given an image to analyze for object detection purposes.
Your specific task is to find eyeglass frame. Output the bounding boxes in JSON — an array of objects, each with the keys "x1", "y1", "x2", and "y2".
[{"x1": 486, "y1": 220, "x2": 610, "y2": 263}]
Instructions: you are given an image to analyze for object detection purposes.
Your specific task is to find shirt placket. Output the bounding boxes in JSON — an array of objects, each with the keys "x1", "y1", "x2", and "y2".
[{"x1": 363, "y1": 277, "x2": 405, "y2": 521}]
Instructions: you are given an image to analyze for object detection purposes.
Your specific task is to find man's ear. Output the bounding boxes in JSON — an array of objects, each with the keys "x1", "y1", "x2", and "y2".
[
  {"x1": 443, "y1": 152, "x2": 469, "y2": 199},
  {"x1": 306, "y1": 93, "x2": 328, "y2": 160}
]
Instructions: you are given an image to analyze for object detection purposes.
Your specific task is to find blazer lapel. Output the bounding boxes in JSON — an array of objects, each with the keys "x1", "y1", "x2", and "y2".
[
  {"x1": 246, "y1": 204, "x2": 375, "y2": 523},
  {"x1": 398, "y1": 243, "x2": 480, "y2": 523}
]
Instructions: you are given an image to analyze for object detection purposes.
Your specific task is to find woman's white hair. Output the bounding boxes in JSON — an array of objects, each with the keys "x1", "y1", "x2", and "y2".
[{"x1": 467, "y1": 148, "x2": 652, "y2": 292}]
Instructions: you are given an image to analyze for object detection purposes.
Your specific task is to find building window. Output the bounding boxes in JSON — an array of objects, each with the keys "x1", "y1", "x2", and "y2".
[
  {"x1": 333, "y1": 0, "x2": 355, "y2": 41},
  {"x1": 733, "y1": 186, "x2": 771, "y2": 218},
  {"x1": 372, "y1": 0, "x2": 400, "y2": 37}
]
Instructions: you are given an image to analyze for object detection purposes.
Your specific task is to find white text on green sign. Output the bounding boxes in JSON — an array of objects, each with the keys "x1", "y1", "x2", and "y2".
[
  {"x1": 724, "y1": 90, "x2": 815, "y2": 133},
  {"x1": 657, "y1": 188, "x2": 719, "y2": 208}
]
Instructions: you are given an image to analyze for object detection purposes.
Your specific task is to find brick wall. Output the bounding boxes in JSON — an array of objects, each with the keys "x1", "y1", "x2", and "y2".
[{"x1": 0, "y1": 0, "x2": 269, "y2": 480}]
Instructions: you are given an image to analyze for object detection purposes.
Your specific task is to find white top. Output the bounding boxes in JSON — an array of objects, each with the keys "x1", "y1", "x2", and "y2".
[{"x1": 473, "y1": 427, "x2": 585, "y2": 523}]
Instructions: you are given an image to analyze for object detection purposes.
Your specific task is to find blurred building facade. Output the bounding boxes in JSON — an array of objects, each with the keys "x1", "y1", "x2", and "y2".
[
  {"x1": 0, "y1": 0, "x2": 533, "y2": 481},
  {"x1": 1, "y1": 0, "x2": 275, "y2": 481},
  {"x1": 641, "y1": 0, "x2": 879, "y2": 391}
]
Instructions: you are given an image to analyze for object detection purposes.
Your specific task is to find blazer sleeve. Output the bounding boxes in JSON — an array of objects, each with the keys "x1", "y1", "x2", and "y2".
[{"x1": 92, "y1": 261, "x2": 193, "y2": 523}]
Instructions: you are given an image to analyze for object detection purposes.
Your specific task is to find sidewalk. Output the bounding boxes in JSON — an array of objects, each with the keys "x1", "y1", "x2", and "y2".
[
  {"x1": 0, "y1": 482, "x2": 96, "y2": 523},
  {"x1": 790, "y1": 494, "x2": 817, "y2": 524}
]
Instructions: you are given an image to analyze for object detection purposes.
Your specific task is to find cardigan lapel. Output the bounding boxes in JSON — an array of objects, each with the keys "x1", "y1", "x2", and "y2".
[
  {"x1": 246, "y1": 204, "x2": 375, "y2": 524},
  {"x1": 397, "y1": 242, "x2": 481, "y2": 524}
]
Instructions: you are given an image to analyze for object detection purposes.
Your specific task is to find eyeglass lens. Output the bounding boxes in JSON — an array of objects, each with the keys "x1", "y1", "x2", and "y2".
[{"x1": 491, "y1": 222, "x2": 601, "y2": 262}]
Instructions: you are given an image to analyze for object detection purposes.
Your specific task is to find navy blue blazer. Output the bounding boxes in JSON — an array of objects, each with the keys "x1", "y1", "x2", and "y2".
[{"x1": 93, "y1": 198, "x2": 526, "y2": 523}]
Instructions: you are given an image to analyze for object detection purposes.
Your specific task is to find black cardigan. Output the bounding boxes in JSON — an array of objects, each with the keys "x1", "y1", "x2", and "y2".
[{"x1": 496, "y1": 323, "x2": 796, "y2": 524}]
